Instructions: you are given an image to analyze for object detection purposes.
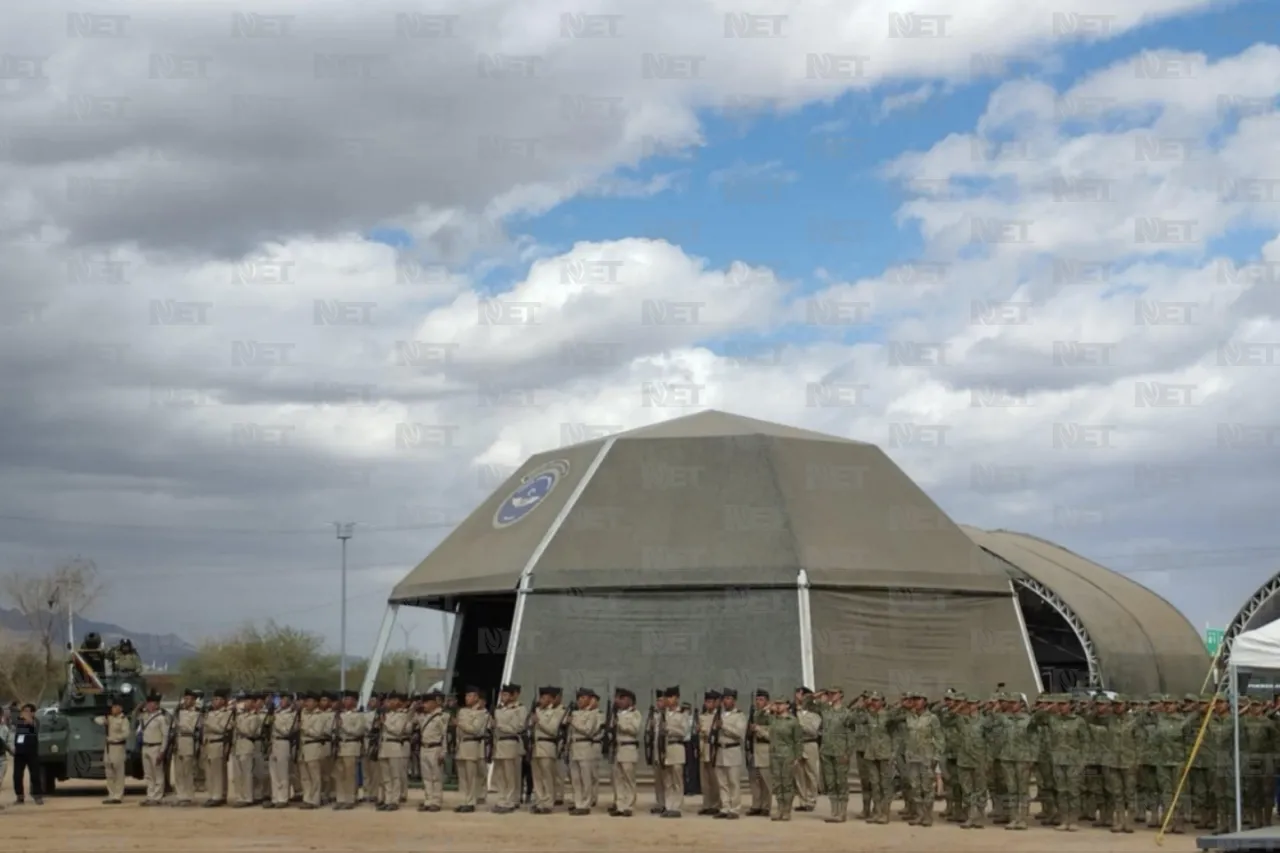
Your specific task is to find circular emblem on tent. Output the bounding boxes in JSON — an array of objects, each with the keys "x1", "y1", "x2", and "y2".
[{"x1": 493, "y1": 459, "x2": 571, "y2": 529}]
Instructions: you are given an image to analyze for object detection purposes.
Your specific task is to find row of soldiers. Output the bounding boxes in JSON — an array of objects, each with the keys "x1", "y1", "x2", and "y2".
[{"x1": 92, "y1": 682, "x2": 1269, "y2": 833}]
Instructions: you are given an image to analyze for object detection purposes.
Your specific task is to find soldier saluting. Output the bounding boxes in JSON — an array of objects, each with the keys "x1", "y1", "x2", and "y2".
[
  {"x1": 377, "y1": 692, "x2": 413, "y2": 811},
  {"x1": 696, "y1": 690, "x2": 722, "y2": 815},
  {"x1": 567, "y1": 688, "x2": 601, "y2": 814},
  {"x1": 333, "y1": 690, "x2": 367, "y2": 810},
  {"x1": 527, "y1": 686, "x2": 563, "y2": 814},
  {"x1": 414, "y1": 691, "x2": 448, "y2": 812},
  {"x1": 266, "y1": 692, "x2": 299, "y2": 809},
  {"x1": 793, "y1": 687, "x2": 821, "y2": 812}
]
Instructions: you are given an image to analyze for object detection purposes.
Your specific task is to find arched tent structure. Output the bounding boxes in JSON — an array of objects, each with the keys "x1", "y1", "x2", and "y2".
[
  {"x1": 361, "y1": 410, "x2": 1042, "y2": 706},
  {"x1": 1220, "y1": 569, "x2": 1280, "y2": 670},
  {"x1": 962, "y1": 527, "x2": 1208, "y2": 695}
]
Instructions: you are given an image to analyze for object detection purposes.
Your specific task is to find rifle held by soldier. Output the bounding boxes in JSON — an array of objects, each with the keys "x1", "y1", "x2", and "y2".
[
  {"x1": 603, "y1": 698, "x2": 617, "y2": 763},
  {"x1": 643, "y1": 704, "x2": 655, "y2": 765}
]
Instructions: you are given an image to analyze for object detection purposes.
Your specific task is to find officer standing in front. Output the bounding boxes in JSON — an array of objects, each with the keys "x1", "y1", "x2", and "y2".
[
  {"x1": 94, "y1": 698, "x2": 131, "y2": 804},
  {"x1": 172, "y1": 689, "x2": 200, "y2": 806}
]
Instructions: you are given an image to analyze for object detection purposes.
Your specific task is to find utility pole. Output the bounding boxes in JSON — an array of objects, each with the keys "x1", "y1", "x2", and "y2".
[{"x1": 334, "y1": 522, "x2": 356, "y2": 692}]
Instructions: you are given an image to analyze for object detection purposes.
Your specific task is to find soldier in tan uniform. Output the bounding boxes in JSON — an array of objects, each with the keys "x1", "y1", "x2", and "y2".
[
  {"x1": 334, "y1": 690, "x2": 367, "y2": 809},
  {"x1": 137, "y1": 691, "x2": 171, "y2": 805},
  {"x1": 171, "y1": 689, "x2": 201, "y2": 806},
  {"x1": 253, "y1": 694, "x2": 271, "y2": 803},
  {"x1": 415, "y1": 691, "x2": 449, "y2": 812},
  {"x1": 200, "y1": 688, "x2": 234, "y2": 807},
  {"x1": 362, "y1": 694, "x2": 383, "y2": 805},
  {"x1": 298, "y1": 693, "x2": 331, "y2": 809},
  {"x1": 697, "y1": 690, "x2": 723, "y2": 815},
  {"x1": 648, "y1": 690, "x2": 667, "y2": 815},
  {"x1": 231, "y1": 693, "x2": 265, "y2": 807},
  {"x1": 794, "y1": 687, "x2": 822, "y2": 811},
  {"x1": 452, "y1": 686, "x2": 489, "y2": 813},
  {"x1": 376, "y1": 692, "x2": 412, "y2": 811},
  {"x1": 587, "y1": 691, "x2": 605, "y2": 808},
  {"x1": 551, "y1": 688, "x2": 568, "y2": 807},
  {"x1": 491, "y1": 683, "x2": 527, "y2": 813},
  {"x1": 660, "y1": 686, "x2": 691, "y2": 818},
  {"x1": 713, "y1": 688, "x2": 748, "y2": 819},
  {"x1": 266, "y1": 693, "x2": 299, "y2": 808},
  {"x1": 318, "y1": 692, "x2": 336, "y2": 804},
  {"x1": 609, "y1": 687, "x2": 642, "y2": 817},
  {"x1": 94, "y1": 698, "x2": 132, "y2": 804},
  {"x1": 748, "y1": 689, "x2": 773, "y2": 817},
  {"x1": 529, "y1": 685, "x2": 565, "y2": 814},
  {"x1": 567, "y1": 688, "x2": 602, "y2": 814}
]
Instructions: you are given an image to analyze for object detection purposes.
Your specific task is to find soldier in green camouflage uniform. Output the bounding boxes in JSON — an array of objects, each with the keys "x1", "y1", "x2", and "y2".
[
  {"x1": 954, "y1": 696, "x2": 988, "y2": 829},
  {"x1": 1084, "y1": 697, "x2": 1109, "y2": 826},
  {"x1": 1002, "y1": 694, "x2": 1034, "y2": 830},
  {"x1": 1031, "y1": 695, "x2": 1058, "y2": 824},
  {"x1": 1209, "y1": 697, "x2": 1235, "y2": 833},
  {"x1": 940, "y1": 693, "x2": 963, "y2": 821},
  {"x1": 1107, "y1": 697, "x2": 1141, "y2": 833},
  {"x1": 811, "y1": 688, "x2": 855, "y2": 824},
  {"x1": 862, "y1": 693, "x2": 894, "y2": 824},
  {"x1": 1052, "y1": 696, "x2": 1088, "y2": 831},
  {"x1": 850, "y1": 692, "x2": 872, "y2": 819},
  {"x1": 1152, "y1": 696, "x2": 1187, "y2": 833},
  {"x1": 901, "y1": 692, "x2": 943, "y2": 827},
  {"x1": 1242, "y1": 699, "x2": 1273, "y2": 828},
  {"x1": 1184, "y1": 695, "x2": 1214, "y2": 828},
  {"x1": 982, "y1": 692, "x2": 1008, "y2": 824},
  {"x1": 887, "y1": 696, "x2": 911, "y2": 820},
  {"x1": 766, "y1": 698, "x2": 802, "y2": 821},
  {"x1": 1137, "y1": 695, "x2": 1159, "y2": 824}
]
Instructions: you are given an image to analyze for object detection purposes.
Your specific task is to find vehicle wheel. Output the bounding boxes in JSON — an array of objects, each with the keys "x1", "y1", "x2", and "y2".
[{"x1": 42, "y1": 767, "x2": 59, "y2": 794}]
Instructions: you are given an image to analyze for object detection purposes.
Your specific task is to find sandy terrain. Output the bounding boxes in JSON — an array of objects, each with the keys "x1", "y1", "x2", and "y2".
[{"x1": 1, "y1": 770, "x2": 1202, "y2": 853}]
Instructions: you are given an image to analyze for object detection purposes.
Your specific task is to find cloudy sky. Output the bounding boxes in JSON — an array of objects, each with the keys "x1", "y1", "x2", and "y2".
[{"x1": 2, "y1": 0, "x2": 1277, "y2": 661}]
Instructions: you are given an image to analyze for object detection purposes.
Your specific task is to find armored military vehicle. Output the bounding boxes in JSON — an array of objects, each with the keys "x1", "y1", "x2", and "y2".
[{"x1": 36, "y1": 633, "x2": 149, "y2": 791}]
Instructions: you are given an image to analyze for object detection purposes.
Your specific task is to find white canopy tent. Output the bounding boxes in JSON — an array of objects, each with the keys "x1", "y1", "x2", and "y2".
[{"x1": 1224, "y1": 619, "x2": 1280, "y2": 833}]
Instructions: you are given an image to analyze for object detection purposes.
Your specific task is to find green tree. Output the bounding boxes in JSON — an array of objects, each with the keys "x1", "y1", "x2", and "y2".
[{"x1": 178, "y1": 621, "x2": 338, "y2": 692}]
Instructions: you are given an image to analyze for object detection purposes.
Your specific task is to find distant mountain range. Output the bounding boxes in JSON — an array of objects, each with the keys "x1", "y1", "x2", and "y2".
[{"x1": 0, "y1": 606, "x2": 196, "y2": 670}]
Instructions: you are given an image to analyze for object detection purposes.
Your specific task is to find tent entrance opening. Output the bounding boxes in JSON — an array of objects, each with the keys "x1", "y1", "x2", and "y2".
[
  {"x1": 1016, "y1": 585, "x2": 1090, "y2": 692},
  {"x1": 449, "y1": 594, "x2": 515, "y2": 701}
]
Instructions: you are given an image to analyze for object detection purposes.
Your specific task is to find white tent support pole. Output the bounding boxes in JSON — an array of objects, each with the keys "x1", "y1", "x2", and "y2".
[
  {"x1": 442, "y1": 605, "x2": 464, "y2": 696},
  {"x1": 1008, "y1": 580, "x2": 1044, "y2": 694},
  {"x1": 1232, "y1": 663, "x2": 1242, "y2": 833},
  {"x1": 489, "y1": 436, "x2": 617, "y2": 792},
  {"x1": 797, "y1": 569, "x2": 815, "y2": 689},
  {"x1": 359, "y1": 603, "x2": 400, "y2": 708}
]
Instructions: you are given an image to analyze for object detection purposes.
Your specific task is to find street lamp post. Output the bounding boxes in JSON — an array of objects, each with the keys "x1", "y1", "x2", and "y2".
[{"x1": 334, "y1": 522, "x2": 355, "y2": 692}]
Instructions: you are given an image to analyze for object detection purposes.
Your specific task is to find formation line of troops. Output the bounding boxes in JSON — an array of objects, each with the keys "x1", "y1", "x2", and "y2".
[{"x1": 90, "y1": 682, "x2": 1270, "y2": 834}]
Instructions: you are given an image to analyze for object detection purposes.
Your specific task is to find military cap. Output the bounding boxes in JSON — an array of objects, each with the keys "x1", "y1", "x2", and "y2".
[
  {"x1": 342, "y1": 689, "x2": 358, "y2": 699},
  {"x1": 865, "y1": 691, "x2": 883, "y2": 701},
  {"x1": 665, "y1": 686, "x2": 680, "y2": 697},
  {"x1": 182, "y1": 688, "x2": 196, "y2": 697},
  {"x1": 549, "y1": 686, "x2": 562, "y2": 695},
  {"x1": 462, "y1": 685, "x2": 480, "y2": 695},
  {"x1": 655, "y1": 688, "x2": 665, "y2": 698},
  {"x1": 425, "y1": 690, "x2": 444, "y2": 701},
  {"x1": 617, "y1": 688, "x2": 635, "y2": 701},
  {"x1": 798, "y1": 687, "x2": 814, "y2": 696},
  {"x1": 146, "y1": 691, "x2": 162, "y2": 702},
  {"x1": 721, "y1": 688, "x2": 738, "y2": 699},
  {"x1": 754, "y1": 689, "x2": 770, "y2": 699},
  {"x1": 704, "y1": 690, "x2": 722, "y2": 700},
  {"x1": 576, "y1": 687, "x2": 591, "y2": 698},
  {"x1": 538, "y1": 686, "x2": 555, "y2": 696},
  {"x1": 501, "y1": 683, "x2": 521, "y2": 693},
  {"x1": 213, "y1": 687, "x2": 230, "y2": 699}
]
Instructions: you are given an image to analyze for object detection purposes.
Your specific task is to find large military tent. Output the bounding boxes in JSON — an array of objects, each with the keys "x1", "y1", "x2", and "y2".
[
  {"x1": 962, "y1": 527, "x2": 1208, "y2": 695},
  {"x1": 361, "y1": 410, "x2": 1042, "y2": 705}
]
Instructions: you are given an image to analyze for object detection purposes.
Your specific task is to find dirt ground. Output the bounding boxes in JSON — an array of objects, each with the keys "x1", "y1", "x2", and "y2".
[{"x1": 1, "y1": 770, "x2": 1202, "y2": 853}]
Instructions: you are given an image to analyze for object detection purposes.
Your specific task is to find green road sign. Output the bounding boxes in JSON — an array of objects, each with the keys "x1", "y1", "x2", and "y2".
[{"x1": 1206, "y1": 628, "x2": 1224, "y2": 655}]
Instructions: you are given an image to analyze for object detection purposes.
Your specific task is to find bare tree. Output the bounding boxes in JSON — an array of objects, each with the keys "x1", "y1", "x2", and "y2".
[
  {"x1": 0, "y1": 628, "x2": 47, "y2": 704},
  {"x1": 0, "y1": 557, "x2": 103, "y2": 700}
]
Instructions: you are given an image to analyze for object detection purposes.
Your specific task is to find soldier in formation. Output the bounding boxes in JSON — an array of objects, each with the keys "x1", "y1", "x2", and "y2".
[{"x1": 88, "y1": 682, "x2": 1272, "y2": 834}]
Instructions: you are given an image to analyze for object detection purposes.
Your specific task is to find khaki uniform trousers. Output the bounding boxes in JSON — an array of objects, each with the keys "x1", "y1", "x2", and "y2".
[
  {"x1": 104, "y1": 744, "x2": 127, "y2": 801},
  {"x1": 612, "y1": 761, "x2": 637, "y2": 813},
  {"x1": 419, "y1": 748, "x2": 445, "y2": 808},
  {"x1": 716, "y1": 763, "x2": 744, "y2": 815}
]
